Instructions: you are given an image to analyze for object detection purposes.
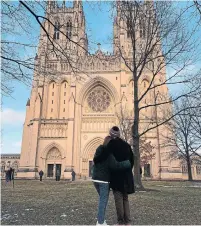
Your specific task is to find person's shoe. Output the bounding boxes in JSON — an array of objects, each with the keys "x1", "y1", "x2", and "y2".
[
  {"x1": 125, "y1": 221, "x2": 132, "y2": 225},
  {"x1": 96, "y1": 221, "x2": 108, "y2": 225}
]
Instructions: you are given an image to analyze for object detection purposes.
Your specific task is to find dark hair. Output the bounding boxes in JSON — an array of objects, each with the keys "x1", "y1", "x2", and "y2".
[{"x1": 112, "y1": 126, "x2": 120, "y2": 131}]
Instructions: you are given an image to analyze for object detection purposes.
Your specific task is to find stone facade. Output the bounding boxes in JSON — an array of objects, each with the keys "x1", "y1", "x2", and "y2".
[
  {"x1": 0, "y1": 154, "x2": 20, "y2": 178},
  {"x1": 17, "y1": 0, "x2": 201, "y2": 180}
]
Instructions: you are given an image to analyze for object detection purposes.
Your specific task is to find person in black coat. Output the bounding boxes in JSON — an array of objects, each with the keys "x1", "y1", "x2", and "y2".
[
  {"x1": 92, "y1": 136, "x2": 131, "y2": 225},
  {"x1": 56, "y1": 169, "x2": 61, "y2": 181},
  {"x1": 94, "y1": 126, "x2": 134, "y2": 225},
  {"x1": 71, "y1": 169, "x2": 76, "y2": 181},
  {"x1": 39, "y1": 170, "x2": 44, "y2": 181},
  {"x1": 5, "y1": 170, "x2": 10, "y2": 185},
  {"x1": 8, "y1": 168, "x2": 12, "y2": 181}
]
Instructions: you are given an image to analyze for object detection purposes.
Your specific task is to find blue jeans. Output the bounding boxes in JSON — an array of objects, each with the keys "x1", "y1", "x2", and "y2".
[{"x1": 94, "y1": 182, "x2": 110, "y2": 224}]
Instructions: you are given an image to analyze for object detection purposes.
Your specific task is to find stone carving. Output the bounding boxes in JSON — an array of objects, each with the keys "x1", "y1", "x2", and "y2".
[
  {"x1": 48, "y1": 51, "x2": 120, "y2": 73},
  {"x1": 41, "y1": 123, "x2": 67, "y2": 138},
  {"x1": 87, "y1": 87, "x2": 111, "y2": 112},
  {"x1": 81, "y1": 117, "x2": 116, "y2": 132},
  {"x1": 47, "y1": 148, "x2": 62, "y2": 160}
]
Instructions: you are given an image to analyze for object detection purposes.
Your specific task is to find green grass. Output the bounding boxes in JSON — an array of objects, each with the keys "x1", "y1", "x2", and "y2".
[{"x1": 1, "y1": 180, "x2": 201, "y2": 225}]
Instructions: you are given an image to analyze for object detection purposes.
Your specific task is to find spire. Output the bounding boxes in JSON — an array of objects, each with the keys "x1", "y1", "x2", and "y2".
[
  {"x1": 50, "y1": 1, "x2": 56, "y2": 9},
  {"x1": 145, "y1": 0, "x2": 154, "y2": 11},
  {"x1": 74, "y1": 0, "x2": 82, "y2": 10},
  {"x1": 46, "y1": 1, "x2": 51, "y2": 12},
  {"x1": 46, "y1": 1, "x2": 56, "y2": 12},
  {"x1": 62, "y1": 0, "x2": 65, "y2": 8}
]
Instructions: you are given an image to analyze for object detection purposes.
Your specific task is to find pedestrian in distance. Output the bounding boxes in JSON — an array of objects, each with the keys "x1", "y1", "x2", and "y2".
[
  {"x1": 8, "y1": 167, "x2": 13, "y2": 181},
  {"x1": 39, "y1": 170, "x2": 44, "y2": 181},
  {"x1": 71, "y1": 169, "x2": 76, "y2": 181},
  {"x1": 5, "y1": 169, "x2": 10, "y2": 186},
  {"x1": 56, "y1": 169, "x2": 60, "y2": 181}
]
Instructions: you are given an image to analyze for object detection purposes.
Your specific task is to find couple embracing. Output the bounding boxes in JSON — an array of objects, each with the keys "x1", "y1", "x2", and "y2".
[{"x1": 92, "y1": 126, "x2": 135, "y2": 225}]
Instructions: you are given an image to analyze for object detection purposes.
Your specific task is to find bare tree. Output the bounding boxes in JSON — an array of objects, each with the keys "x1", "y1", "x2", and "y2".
[
  {"x1": 194, "y1": 1, "x2": 201, "y2": 16},
  {"x1": 114, "y1": 1, "x2": 201, "y2": 187},
  {"x1": 1, "y1": 1, "x2": 92, "y2": 96},
  {"x1": 163, "y1": 97, "x2": 201, "y2": 181},
  {"x1": 1, "y1": 1, "x2": 39, "y2": 96},
  {"x1": 116, "y1": 104, "x2": 155, "y2": 170}
]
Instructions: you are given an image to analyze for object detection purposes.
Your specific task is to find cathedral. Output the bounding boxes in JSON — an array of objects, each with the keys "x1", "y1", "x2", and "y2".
[{"x1": 17, "y1": 0, "x2": 193, "y2": 180}]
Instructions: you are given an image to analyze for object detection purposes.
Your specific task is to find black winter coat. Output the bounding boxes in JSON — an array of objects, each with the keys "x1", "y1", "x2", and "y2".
[
  {"x1": 92, "y1": 145, "x2": 131, "y2": 182},
  {"x1": 93, "y1": 137, "x2": 135, "y2": 194},
  {"x1": 39, "y1": 171, "x2": 44, "y2": 176}
]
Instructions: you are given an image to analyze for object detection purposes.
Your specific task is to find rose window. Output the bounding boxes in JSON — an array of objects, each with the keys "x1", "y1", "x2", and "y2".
[{"x1": 87, "y1": 87, "x2": 111, "y2": 112}]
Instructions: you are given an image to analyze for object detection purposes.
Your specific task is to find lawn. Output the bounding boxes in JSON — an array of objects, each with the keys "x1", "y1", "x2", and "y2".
[{"x1": 1, "y1": 180, "x2": 201, "y2": 225}]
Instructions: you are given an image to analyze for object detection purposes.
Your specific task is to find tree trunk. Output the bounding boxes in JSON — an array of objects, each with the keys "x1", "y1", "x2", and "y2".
[
  {"x1": 132, "y1": 69, "x2": 143, "y2": 189},
  {"x1": 184, "y1": 135, "x2": 193, "y2": 181},
  {"x1": 186, "y1": 149, "x2": 193, "y2": 181},
  {"x1": 133, "y1": 130, "x2": 143, "y2": 189}
]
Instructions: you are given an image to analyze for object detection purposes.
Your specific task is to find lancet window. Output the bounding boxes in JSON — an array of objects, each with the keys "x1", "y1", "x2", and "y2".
[
  {"x1": 67, "y1": 20, "x2": 72, "y2": 39},
  {"x1": 53, "y1": 21, "x2": 60, "y2": 40}
]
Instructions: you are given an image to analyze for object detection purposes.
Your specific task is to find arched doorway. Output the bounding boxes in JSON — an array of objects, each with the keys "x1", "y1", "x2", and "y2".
[
  {"x1": 46, "y1": 147, "x2": 62, "y2": 178},
  {"x1": 82, "y1": 137, "x2": 104, "y2": 177}
]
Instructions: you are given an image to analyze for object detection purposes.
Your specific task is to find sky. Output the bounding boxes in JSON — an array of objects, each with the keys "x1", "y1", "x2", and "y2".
[{"x1": 1, "y1": 1, "x2": 201, "y2": 154}]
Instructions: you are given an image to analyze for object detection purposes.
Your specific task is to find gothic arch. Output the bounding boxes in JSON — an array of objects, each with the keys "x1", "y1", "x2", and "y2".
[
  {"x1": 57, "y1": 76, "x2": 70, "y2": 84},
  {"x1": 127, "y1": 75, "x2": 133, "y2": 84},
  {"x1": 82, "y1": 137, "x2": 104, "y2": 159},
  {"x1": 61, "y1": 80, "x2": 68, "y2": 86},
  {"x1": 41, "y1": 142, "x2": 65, "y2": 159},
  {"x1": 78, "y1": 76, "x2": 120, "y2": 105},
  {"x1": 48, "y1": 80, "x2": 56, "y2": 85},
  {"x1": 128, "y1": 75, "x2": 151, "y2": 85},
  {"x1": 141, "y1": 74, "x2": 150, "y2": 83}
]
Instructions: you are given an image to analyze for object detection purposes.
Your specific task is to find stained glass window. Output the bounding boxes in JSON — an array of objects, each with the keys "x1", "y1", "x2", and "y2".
[{"x1": 87, "y1": 87, "x2": 111, "y2": 112}]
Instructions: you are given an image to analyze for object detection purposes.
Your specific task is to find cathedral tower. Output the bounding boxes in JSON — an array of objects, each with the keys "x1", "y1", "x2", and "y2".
[{"x1": 18, "y1": 0, "x2": 89, "y2": 179}]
